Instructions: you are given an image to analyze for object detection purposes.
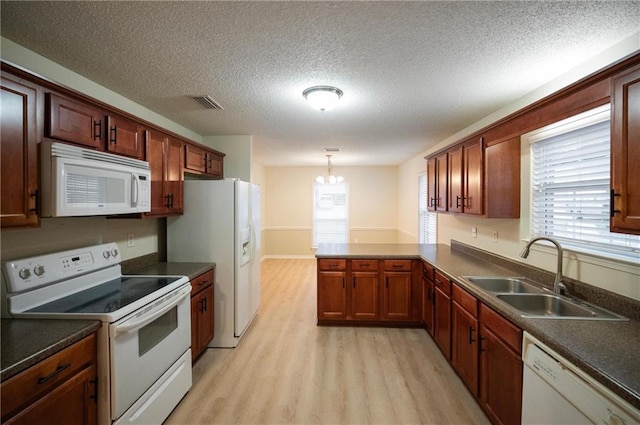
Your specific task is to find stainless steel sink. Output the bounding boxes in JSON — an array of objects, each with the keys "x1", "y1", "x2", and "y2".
[
  {"x1": 461, "y1": 276, "x2": 544, "y2": 294},
  {"x1": 496, "y1": 294, "x2": 627, "y2": 320}
]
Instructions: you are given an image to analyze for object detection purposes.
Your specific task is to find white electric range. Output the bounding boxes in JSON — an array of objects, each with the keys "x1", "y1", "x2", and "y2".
[{"x1": 2, "y1": 243, "x2": 192, "y2": 425}]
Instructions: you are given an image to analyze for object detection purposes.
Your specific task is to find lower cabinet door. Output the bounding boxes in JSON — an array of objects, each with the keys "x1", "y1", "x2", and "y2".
[
  {"x1": 434, "y1": 286, "x2": 451, "y2": 359},
  {"x1": 480, "y1": 325, "x2": 523, "y2": 425},
  {"x1": 382, "y1": 272, "x2": 411, "y2": 320},
  {"x1": 451, "y1": 302, "x2": 479, "y2": 396},
  {"x1": 351, "y1": 271, "x2": 379, "y2": 320},
  {"x1": 317, "y1": 271, "x2": 347, "y2": 320}
]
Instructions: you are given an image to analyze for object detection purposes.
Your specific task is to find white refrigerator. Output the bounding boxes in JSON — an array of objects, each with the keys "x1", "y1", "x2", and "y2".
[{"x1": 167, "y1": 179, "x2": 261, "y2": 348}]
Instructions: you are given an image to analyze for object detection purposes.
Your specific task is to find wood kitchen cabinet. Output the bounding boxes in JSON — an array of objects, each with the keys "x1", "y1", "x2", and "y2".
[
  {"x1": 430, "y1": 137, "x2": 484, "y2": 215},
  {"x1": 184, "y1": 143, "x2": 224, "y2": 178},
  {"x1": 1, "y1": 333, "x2": 98, "y2": 425},
  {"x1": 484, "y1": 137, "x2": 520, "y2": 218},
  {"x1": 317, "y1": 258, "x2": 421, "y2": 325},
  {"x1": 106, "y1": 114, "x2": 144, "y2": 159},
  {"x1": 422, "y1": 261, "x2": 435, "y2": 336},
  {"x1": 351, "y1": 260, "x2": 380, "y2": 320},
  {"x1": 382, "y1": 260, "x2": 412, "y2": 321},
  {"x1": 45, "y1": 93, "x2": 104, "y2": 150},
  {"x1": 1, "y1": 71, "x2": 40, "y2": 229},
  {"x1": 451, "y1": 284, "x2": 479, "y2": 396},
  {"x1": 145, "y1": 130, "x2": 183, "y2": 216},
  {"x1": 611, "y1": 63, "x2": 640, "y2": 235},
  {"x1": 190, "y1": 269, "x2": 215, "y2": 361},
  {"x1": 447, "y1": 144, "x2": 463, "y2": 213},
  {"x1": 462, "y1": 137, "x2": 483, "y2": 215},
  {"x1": 426, "y1": 135, "x2": 518, "y2": 218},
  {"x1": 433, "y1": 270, "x2": 452, "y2": 359},
  {"x1": 317, "y1": 259, "x2": 348, "y2": 320},
  {"x1": 479, "y1": 303, "x2": 523, "y2": 425}
]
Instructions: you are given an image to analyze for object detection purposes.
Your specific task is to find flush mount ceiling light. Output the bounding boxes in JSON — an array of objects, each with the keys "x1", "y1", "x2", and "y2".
[
  {"x1": 316, "y1": 154, "x2": 344, "y2": 184},
  {"x1": 303, "y1": 86, "x2": 343, "y2": 111}
]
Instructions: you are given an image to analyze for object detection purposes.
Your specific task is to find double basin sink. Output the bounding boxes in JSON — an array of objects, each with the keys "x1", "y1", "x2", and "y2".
[{"x1": 459, "y1": 276, "x2": 626, "y2": 321}]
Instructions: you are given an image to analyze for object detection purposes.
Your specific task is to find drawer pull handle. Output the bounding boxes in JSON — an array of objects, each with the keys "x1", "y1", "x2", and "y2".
[
  {"x1": 392, "y1": 264, "x2": 403, "y2": 268},
  {"x1": 38, "y1": 363, "x2": 71, "y2": 384}
]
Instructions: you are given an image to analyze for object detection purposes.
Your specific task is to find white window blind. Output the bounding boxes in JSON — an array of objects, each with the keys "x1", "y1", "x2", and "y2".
[
  {"x1": 313, "y1": 181, "x2": 348, "y2": 246},
  {"x1": 419, "y1": 173, "x2": 437, "y2": 244},
  {"x1": 530, "y1": 107, "x2": 640, "y2": 261}
]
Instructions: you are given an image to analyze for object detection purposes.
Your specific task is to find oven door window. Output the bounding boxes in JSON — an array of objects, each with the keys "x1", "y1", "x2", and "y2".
[{"x1": 138, "y1": 306, "x2": 177, "y2": 356}]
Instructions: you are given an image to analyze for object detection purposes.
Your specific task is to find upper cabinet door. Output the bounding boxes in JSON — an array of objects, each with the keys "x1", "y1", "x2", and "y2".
[
  {"x1": 1, "y1": 73, "x2": 40, "y2": 229},
  {"x1": 184, "y1": 143, "x2": 207, "y2": 173},
  {"x1": 462, "y1": 137, "x2": 483, "y2": 215},
  {"x1": 435, "y1": 152, "x2": 448, "y2": 212},
  {"x1": 106, "y1": 115, "x2": 144, "y2": 159},
  {"x1": 611, "y1": 63, "x2": 640, "y2": 235},
  {"x1": 46, "y1": 93, "x2": 103, "y2": 149},
  {"x1": 447, "y1": 145, "x2": 463, "y2": 213},
  {"x1": 426, "y1": 157, "x2": 437, "y2": 212}
]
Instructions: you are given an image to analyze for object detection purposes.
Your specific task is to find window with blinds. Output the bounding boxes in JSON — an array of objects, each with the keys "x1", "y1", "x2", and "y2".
[
  {"x1": 313, "y1": 181, "x2": 349, "y2": 246},
  {"x1": 418, "y1": 173, "x2": 437, "y2": 243},
  {"x1": 529, "y1": 105, "x2": 640, "y2": 260}
]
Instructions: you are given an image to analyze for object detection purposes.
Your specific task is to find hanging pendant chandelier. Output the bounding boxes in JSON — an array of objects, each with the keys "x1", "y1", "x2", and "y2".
[{"x1": 316, "y1": 154, "x2": 344, "y2": 184}]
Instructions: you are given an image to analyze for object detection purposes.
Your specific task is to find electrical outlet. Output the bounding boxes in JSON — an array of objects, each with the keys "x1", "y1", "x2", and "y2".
[
  {"x1": 127, "y1": 234, "x2": 135, "y2": 248},
  {"x1": 492, "y1": 231, "x2": 498, "y2": 243},
  {"x1": 471, "y1": 227, "x2": 477, "y2": 238}
]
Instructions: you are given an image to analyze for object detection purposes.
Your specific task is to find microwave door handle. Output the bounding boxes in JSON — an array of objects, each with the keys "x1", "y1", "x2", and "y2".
[
  {"x1": 131, "y1": 174, "x2": 139, "y2": 207},
  {"x1": 110, "y1": 286, "x2": 191, "y2": 338}
]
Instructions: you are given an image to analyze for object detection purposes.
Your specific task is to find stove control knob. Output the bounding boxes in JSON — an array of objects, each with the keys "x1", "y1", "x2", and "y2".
[
  {"x1": 103, "y1": 251, "x2": 111, "y2": 259},
  {"x1": 18, "y1": 268, "x2": 31, "y2": 279},
  {"x1": 111, "y1": 248, "x2": 118, "y2": 258},
  {"x1": 34, "y1": 265, "x2": 45, "y2": 276}
]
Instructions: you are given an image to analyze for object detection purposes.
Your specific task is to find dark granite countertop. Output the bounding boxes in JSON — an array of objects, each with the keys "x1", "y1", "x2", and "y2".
[
  {"x1": 1, "y1": 318, "x2": 101, "y2": 381},
  {"x1": 127, "y1": 262, "x2": 215, "y2": 281},
  {"x1": 316, "y1": 242, "x2": 640, "y2": 410}
]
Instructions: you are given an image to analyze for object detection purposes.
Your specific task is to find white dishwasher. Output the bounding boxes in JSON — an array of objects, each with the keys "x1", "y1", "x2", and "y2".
[{"x1": 522, "y1": 332, "x2": 640, "y2": 425}]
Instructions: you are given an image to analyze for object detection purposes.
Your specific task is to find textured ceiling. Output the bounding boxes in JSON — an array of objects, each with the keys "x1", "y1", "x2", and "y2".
[{"x1": 1, "y1": 1, "x2": 639, "y2": 166}]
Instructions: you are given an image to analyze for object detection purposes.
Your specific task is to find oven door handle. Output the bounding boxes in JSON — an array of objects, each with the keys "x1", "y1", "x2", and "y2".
[{"x1": 110, "y1": 286, "x2": 191, "y2": 337}]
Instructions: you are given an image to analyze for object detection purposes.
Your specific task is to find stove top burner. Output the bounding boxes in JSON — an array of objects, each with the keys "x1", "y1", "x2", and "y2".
[{"x1": 29, "y1": 276, "x2": 183, "y2": 314}]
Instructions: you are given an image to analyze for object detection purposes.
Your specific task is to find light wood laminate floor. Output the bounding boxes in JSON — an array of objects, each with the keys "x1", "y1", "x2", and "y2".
[{"x1": 165, "y1": 259, "x2": 490, "y2": 425}]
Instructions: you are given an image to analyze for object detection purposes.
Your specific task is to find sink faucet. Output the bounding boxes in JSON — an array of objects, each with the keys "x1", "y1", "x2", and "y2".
[{"x1": 520, "y1": 236, "x2": 567, "y2": 295}]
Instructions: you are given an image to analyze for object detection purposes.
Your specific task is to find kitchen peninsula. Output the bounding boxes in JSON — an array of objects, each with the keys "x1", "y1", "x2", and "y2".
[{"x1": 315, "y1": 241, "x2": 640, "y2": 420}]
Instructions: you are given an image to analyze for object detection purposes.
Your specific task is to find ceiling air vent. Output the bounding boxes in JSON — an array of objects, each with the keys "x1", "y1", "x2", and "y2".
[
  {"x1": 191, "y1": 95, "x2": 224, "y2": 110},
  {"x1": 324, "y1": 147, "x2": 341, "y2": 152}
]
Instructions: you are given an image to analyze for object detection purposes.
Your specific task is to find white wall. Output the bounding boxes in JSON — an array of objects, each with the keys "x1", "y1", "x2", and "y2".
[
  {"x1": 263, "y1": 166, "x2": 398, "y2": 257},
  {"x1": 203, "y1": 135, "x2": 253, "y2": 181}
]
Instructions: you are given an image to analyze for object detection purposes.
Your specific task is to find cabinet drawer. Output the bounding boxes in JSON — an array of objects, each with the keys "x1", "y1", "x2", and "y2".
[
  {"x1": 452, "y1": 284, "x2": 478, "y2": 317},
  {"x1": 1, "y1": 333, "x2": 96, "y2": 421},
  {"x1": 351, "y1": 259, "x2": 379, "y2": 271},
  {"x1": 434, "y1": 271, "x2": 452, "y2": 295},
  {"x1": 191, "y1": 269, "x2": 215, "y2": 295},
  {"x1": 422, "y1": 262, "x2": 434, "y2": 280},
  {"x1": 318, "y1": 259, "x2": 346, "y2": 271},
  {"x1": 383, "y1": 259, "x2": 411, "y2": 271},
  {"x1": 480, "y1": 304, "x2": 522, "y2": 354}
]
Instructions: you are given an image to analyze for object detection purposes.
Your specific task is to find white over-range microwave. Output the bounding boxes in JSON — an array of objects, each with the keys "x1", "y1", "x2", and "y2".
[{"x1": 40, "y1": 141, "x2": 151, "y2": 217}]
